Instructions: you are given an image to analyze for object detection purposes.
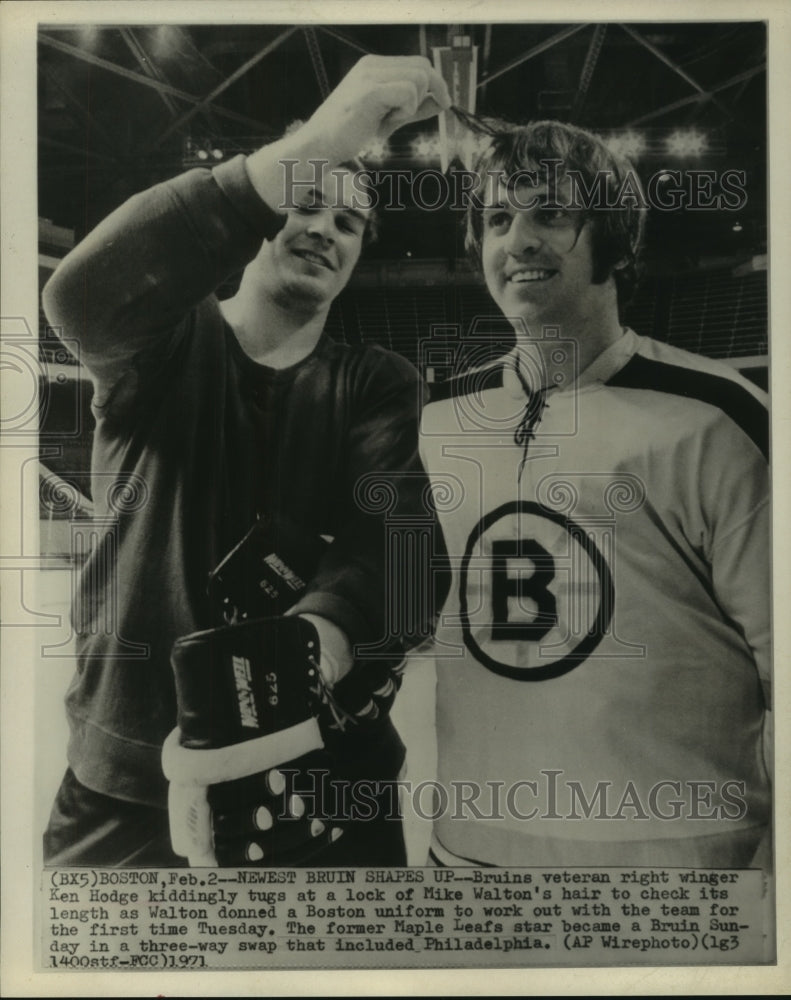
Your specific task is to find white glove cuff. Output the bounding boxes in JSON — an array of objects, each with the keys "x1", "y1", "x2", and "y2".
[{"x1": 161, "y1": 718, "x2": 323, "y2": 787}]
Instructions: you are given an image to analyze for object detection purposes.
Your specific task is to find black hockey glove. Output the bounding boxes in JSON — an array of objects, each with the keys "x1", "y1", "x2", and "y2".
[{"x1": 162, "y1": 615, "x2": 351, "y2": 867}]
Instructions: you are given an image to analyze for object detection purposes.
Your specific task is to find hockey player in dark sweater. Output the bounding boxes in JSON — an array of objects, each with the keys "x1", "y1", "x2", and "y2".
[{"x1": 42, "y1": 56, "x2": 451, "y2": 867}]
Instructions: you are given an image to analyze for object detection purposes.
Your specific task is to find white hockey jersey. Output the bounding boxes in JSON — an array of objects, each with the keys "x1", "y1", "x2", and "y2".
[{"x1": 420, "y1": 329, "x2": 770, "y2": 867}]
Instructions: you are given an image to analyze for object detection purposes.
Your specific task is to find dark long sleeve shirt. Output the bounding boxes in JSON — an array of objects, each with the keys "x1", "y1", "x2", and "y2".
[{"x1": 43, "y1": 155, "x2": 444, "y2": 806}]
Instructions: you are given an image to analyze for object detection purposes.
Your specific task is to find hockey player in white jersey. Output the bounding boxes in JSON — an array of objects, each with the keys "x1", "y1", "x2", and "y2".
[{"x1": 421, "y1": 120, "x2": 770, "y2": 869}]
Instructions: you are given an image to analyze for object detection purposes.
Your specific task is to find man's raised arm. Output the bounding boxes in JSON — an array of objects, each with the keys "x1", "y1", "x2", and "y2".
[
  {"x1": 41, "y1": 157, "x2": 284, "y2": 394},
  {"x1": 43, "y1": 55, "x2": 449, "y2": 397}
]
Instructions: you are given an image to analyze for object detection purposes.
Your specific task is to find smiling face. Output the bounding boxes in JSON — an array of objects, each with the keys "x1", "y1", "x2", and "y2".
[
  {"x1": 255, "y1": 166, "x2": 372, "y2": 315},
  {"x1": 480, "y1": 170, "x2": 614, "y2": 335}
]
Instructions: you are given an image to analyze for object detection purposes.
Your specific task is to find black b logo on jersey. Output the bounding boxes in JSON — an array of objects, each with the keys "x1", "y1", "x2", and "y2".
[
  {"x1": 491, "y1": 539, "x2": 558, "y2": 641},
  {"x1": 460, "y1": 501, "x2": 613, "y2": 681}
]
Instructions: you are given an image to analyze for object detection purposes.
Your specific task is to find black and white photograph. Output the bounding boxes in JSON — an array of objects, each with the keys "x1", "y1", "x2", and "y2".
[{"x1": 1, "y1": 0, "x2": 789, "y2": 995}]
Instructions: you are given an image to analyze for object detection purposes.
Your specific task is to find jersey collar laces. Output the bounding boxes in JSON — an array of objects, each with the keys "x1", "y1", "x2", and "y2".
[{"x1": 510, "y1": 352, "x2": 550, "y2": 482}]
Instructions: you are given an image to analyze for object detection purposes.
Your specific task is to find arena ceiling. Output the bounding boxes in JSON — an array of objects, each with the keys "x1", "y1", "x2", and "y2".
[{"x1": 37, "y1": 20, "x2": 767, "y2": 269}]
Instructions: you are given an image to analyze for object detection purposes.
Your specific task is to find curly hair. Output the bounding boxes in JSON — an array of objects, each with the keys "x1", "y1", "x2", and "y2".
[{"x1": 463, "y1": 118, "x2": 646, "y2": 307}]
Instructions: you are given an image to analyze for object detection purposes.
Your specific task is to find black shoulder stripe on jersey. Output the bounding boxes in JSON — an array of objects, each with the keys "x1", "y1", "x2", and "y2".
[
  {"x1": 606, "y1": 355, "x2": 768, "y2": 459},
  {"x1": 428, "y1": 363, "x2": 505, "y2": 403}
]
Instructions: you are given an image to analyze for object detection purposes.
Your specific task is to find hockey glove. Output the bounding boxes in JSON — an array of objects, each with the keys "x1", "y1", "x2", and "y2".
[{"x1": 162, "y1": 615, "x2": 348, "y2": 867}]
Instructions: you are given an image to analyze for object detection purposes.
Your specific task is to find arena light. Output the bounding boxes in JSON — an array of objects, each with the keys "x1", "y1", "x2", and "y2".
[
  {"x1": 359, "y1": 138, "x2": 389, "y2": 162},
  {"x1": 77, "y1": 25, "x2": 100, "y2": 47},
  {"x1": 412, "y1": 134, "x2": 442, "y2": 160},
  {"x1": 183, "y1": 139, "x2": 225, "y2": 166},
  {"x1": 665, "y1": 129, "x2": 707, "y2": 156},
  {"x1": 150, "y1": 25, "x2": 180, "y2": 58},
  {"x1": 605, "y1": 131, "x2": 646, "y2": 159}
]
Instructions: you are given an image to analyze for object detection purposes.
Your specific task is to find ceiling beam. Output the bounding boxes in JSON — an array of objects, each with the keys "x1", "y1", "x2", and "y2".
[
  {"x1": 619, "y1": 24, "x2": 732, "y2": 121},
  {"x1": 119, "y1": 28, "x2": 179, "y2": 118},
  {"x1": 149, "y1": 27, "x2": 298, "y2": 149},
  {"x1": 303, "y1": 27, "x2": 330, "y2": 100},
  {"x1": 478, "y1": 24, "x2": 493, "y2": 103},
  {"x1": 39, "y1": 33, "x2": 268, "y2": 131},
  {"x1": 572, "y1": 24, "x2": 607, "y2": 118},
  {"x1": 171, "y1": 25, "x2": 224, "y2": 78},
  {"x1": 39, "y1": 61, "x2": 120, "y2": 157},
  {"x1": 729, "y1": 73, "x2": 756, "y2": 107},
  {"x1": 478, "y1": 23, "x2": 588, "y2": 88},
  {"x1": 627, "y1": 63, "x2": 765, "y2": 125},
  {"x1": 317, "y1": 26, "x2": 375, "y2": 56}
]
